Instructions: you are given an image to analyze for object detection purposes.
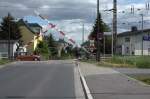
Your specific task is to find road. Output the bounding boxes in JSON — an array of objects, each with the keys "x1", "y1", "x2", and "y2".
[{"x1": 0, "y1": 61, "x2": 84, "y2": 99}]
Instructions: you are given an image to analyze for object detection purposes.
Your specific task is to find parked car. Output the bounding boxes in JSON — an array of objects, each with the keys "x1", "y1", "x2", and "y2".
[{"x1": 16, "y1": 52, "x2": 40, "y2": 61}]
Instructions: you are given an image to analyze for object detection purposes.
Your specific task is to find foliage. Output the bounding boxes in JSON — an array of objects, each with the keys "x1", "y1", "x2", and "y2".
[
  {"x1": 89, "y1": 13, "x2": 110, "y2": 40},
  {"x1": 0, "y1": 13, "x2": 22, "y2": 40},
  {"x1": 35, "y1": 41, "x2": 50, "y2": 60},
  {"x1": 47, "y1": 34, "x2": 58, "y2": 57},
  {"x1": 81, "y1": 40, "x2": 90, "y2": 47},
  {"x1": 88, "y1": 12, "x2": 111, "y2": 54},
  {"x1": 43, "y1": 34, "x2": 58, "y2": 59}
]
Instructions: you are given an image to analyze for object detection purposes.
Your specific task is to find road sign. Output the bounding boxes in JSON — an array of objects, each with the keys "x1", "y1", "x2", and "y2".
[
  {"x1": 143, "y1": 36, "x2": 150, "y2": 41},
  {"x1": 97, "y1": 33, "x2": 103, "y2": 40}
]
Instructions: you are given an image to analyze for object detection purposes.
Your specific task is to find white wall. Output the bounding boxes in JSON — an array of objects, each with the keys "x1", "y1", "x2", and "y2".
[{"x1": 117, "y1": 32, "x2": 150, "y2": 56}]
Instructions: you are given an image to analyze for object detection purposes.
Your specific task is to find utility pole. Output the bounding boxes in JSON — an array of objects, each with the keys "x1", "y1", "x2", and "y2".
[
  {"x1": 103, "y1": 34, "x2": 106, "y2": 57},
  {"x1": 82, "y1": 23, "x2": 84, "y2": 44},
  {"x1": 8, "y1": 15, "x2": 11, "y2": 60},
  {"x1": 141, "y1": 14, "x2": 144, "y2": 56},
  {"x1": 113, "y1": 0, "x2": 117, "y2": 55},
  {"x1": 96, "y1": 0, "x2": 101, "y2": 61}
]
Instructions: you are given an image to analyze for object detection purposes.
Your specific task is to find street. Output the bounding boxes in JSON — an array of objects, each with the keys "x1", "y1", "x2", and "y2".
[{"x1": 0, "y1": 61, "x2": 84, "y2": 99}]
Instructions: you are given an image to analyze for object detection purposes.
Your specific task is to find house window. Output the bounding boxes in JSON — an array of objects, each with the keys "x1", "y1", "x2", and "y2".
[{"x1": 125, "y1": 37, "x2": 130, "y2": 42}]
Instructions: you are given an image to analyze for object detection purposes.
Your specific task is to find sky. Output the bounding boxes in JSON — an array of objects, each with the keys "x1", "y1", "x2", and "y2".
[{"x1": 0, "y1": 0, "x2": 150, "y2": 44}]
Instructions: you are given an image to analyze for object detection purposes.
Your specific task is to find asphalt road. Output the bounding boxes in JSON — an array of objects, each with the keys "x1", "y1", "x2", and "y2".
[{"x1": 0, "y1": 61, "x2": 84, "y2": 99}]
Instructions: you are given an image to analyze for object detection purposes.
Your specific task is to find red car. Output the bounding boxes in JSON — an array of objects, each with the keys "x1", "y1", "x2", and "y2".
[{"x1": 16, "y1": 54, "x2": 40, "y2": 61}]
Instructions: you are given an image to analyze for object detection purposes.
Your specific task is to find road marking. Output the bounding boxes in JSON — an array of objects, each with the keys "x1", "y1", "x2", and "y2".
[
  {"x1": 74, "y1": 60, "x2": 93, "y2": 99},
  {"x1": 74, "y1": 64, "x2": 85, "y2": 99}
]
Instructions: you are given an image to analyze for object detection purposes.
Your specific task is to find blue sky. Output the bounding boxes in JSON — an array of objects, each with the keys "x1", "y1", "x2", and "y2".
[{"x1": 23, "y1": 16, "x2": 48, "y2": 25}]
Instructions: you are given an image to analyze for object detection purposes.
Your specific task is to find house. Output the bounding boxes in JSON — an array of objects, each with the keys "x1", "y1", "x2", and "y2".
[
  {"x1": 18, "y1": 19, "x2": 42, "y2": 54},
  {"x1": 0, "y1": 19, "x2": 42, "y2": 59},
  {"x1": 117, "y1": 27, "x2": 150, "y2": 55},
  {"x1": 0, "y1": 40, "x2": 21, "y2": 59}
]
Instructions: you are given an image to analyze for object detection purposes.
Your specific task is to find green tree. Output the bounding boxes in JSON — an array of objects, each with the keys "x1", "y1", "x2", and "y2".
[
  {"x1": 81, "y1": 40, "x2": 90, "y2": 47},
  {"x1": 0, "y1": 13, "x2": 22, "y2": 40},
  {"x1": 47, "y1": 34, "x2": 58, "y2": 57},
  {"x1": 35, "y1": 40, "x2": 50, "y2": 60},
  {"x1": 89, "y1": 12, "x2": 110, "y2": 53},
  {"x1": 89, "y1": 13, "x2": 110, "y2": 40}
]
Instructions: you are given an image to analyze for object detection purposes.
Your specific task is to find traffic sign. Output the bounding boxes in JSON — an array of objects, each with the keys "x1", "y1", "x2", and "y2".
[{"x1": 97, "y1": 33, "x2": 103, "y2": 40}]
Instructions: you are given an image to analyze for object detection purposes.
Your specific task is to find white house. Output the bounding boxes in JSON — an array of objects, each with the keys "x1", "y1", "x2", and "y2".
[
  {"x1": 117, "y1": 27, "x2": 150, "y2": 56},
  {"x1": 0, "y1": 40, "x2": 26, "y2": 59}
]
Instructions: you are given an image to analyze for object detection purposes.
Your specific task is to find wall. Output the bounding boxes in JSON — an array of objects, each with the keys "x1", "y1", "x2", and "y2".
[{"x1": 117, "y1": 32, "x2": 150, "y2": 56}]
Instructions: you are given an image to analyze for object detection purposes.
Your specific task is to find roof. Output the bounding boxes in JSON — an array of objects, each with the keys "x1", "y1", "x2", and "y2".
[
  {"x1": 28, "y1": 23, "x2": 42, "y2": 28},
  {"x1": 118, "y1": 29, "x2": 150, "y2": 37},
  {"x1": 18, "y1": 19, "x2": 41, "y2": 34}
]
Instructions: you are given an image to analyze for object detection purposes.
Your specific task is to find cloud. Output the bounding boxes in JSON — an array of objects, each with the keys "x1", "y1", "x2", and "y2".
[{"x1": 0, "y1": 0, "x2": 148, "y2": 44}]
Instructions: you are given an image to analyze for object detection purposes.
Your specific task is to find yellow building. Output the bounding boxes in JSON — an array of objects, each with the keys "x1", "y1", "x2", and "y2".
[{"x1": 18, "y1": 19, "x2": 42, "y2": 54}]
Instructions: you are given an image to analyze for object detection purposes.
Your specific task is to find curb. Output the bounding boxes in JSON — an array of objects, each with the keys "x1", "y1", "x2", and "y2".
[
  {"x1": 119, "y1": 72, "x2": 150, "y2": 87},
  {"x1": 75, "y1": 60, "x2": 93, "y2": 99}
]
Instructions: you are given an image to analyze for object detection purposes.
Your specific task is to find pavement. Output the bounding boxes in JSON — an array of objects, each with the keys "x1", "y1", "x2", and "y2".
[
  {"x1": 79, "y1": 62, "x2": 150, "y2": 99},
  {"x1": 0, "y1": 60, "x2": 85, "y2": 99}
]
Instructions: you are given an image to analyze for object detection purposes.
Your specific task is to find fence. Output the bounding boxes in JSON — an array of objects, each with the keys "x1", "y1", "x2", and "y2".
[{"x1": 0, "y1": 52, "x2": 8, "y2": 59}]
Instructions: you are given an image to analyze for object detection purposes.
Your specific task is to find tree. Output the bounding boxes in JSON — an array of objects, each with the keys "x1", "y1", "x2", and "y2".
[
  {"x1": 35, "y1": 40, "x2": 50, "y2": 60},
  {"x1": 89, "y1": 13, "x2": 110, "y2": 41},
  {"x1": 46, "y1": 34, "x2": 58, "y2": 57},
  {"x1": 0, "y1": 13, "x2": 21, "y2": 40},
  {"x1": 89, "y1": 12, "x2": 110, "y2": 53},
  {"x1": 81, "y1": 40, "x2": 90, "y2": 47}
]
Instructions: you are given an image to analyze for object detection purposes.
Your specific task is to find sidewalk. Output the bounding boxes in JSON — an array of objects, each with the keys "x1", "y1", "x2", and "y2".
[{"x1": 79, "y1": 62, "x2": 150, "y2": 99}]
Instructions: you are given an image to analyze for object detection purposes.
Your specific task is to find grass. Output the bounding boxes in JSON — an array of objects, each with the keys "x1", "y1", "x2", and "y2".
[
  {"x1": 0, "y1": 59, "x2": 11, "y2": 65},
  {"x1": 135, "y1": 76, "x2": 150, "y2": 85},
  {"x1": 104, "y1": 56, "x2": 150, "y2": 68},
  {"x1": 81, "y1": 56, "x2": 150, "y2": 68}
]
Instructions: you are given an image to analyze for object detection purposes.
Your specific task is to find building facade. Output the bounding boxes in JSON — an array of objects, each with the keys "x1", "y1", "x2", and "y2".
[
  {"x1": 117, "y1": 28, "x2": 150, "y2": 56},
  {"x1": 0, "y1": 40, "x2": 19, "y2": 59}
]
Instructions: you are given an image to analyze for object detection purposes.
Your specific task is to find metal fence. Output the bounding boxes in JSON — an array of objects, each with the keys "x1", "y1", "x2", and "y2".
[{"x1": 0, "y1": 52, "x2": 8, "y2": 59}]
